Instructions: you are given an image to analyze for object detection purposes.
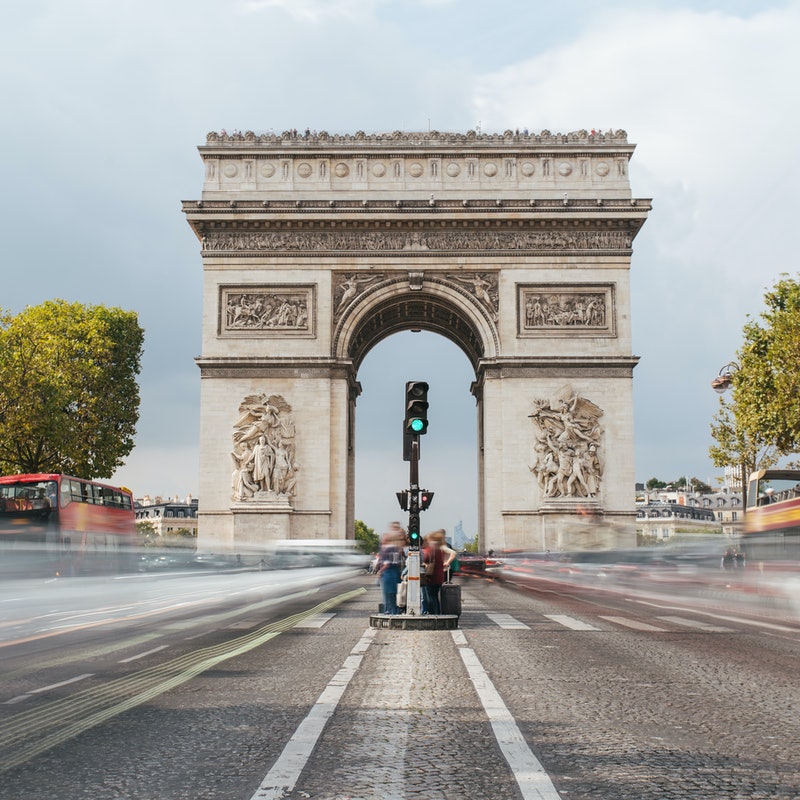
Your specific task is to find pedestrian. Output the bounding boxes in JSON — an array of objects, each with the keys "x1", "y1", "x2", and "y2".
[
  {"x1": 422, "y1": 530, "x2": 446, "y2": 614},
  {"x1": 378, "y1": 524, "x2": 404, "y2": 614},
  {"x1": 427, "y1": 528, "x2": 457, "y2": 579}
]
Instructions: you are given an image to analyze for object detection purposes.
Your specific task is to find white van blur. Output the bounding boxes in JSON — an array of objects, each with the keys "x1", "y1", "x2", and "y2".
[{"x1": 269, "y1": 539, "x2": 371, "y2": 570}]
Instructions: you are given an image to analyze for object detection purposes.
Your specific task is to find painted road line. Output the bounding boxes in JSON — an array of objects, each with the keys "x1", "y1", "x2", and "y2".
[
  {"x1": 452, "y1": 630, "x2": 563, "y2": 800},
  {"x1": 487, "y1": 613, "x2": 530, "y2": 630},
  {"x1": 118, "y1": 645, "x2": 169, "y2": 664},
  {"x1": 543, "y1": 614, "x2": 600, "y2": 631},
  {"x1": 250, "y1": 626, "x2": 377, "y2": 800},
  {"x1": 633, "y1": 599, "x2": 800, "y2": 634},
  {"x1": 293, "y1": 613, "x2": 336, "y2": 629},
  {"x1": 6, "y1": 673, "x2": 95, "y2": 705},
  {"x1": 599, "y1": 616, "x2": 668, "y2": 632},
  {"x1": 656, "y1": 616, "x2": 734, "y2": 633}
]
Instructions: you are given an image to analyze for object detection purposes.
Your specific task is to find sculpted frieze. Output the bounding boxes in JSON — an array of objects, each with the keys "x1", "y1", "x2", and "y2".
[
  {"x1": 202, "y1": 228, "x2": 632, "y2": 254},
  {"x1": 529, "y1": 385, "x2": 604, "y2": 500}
]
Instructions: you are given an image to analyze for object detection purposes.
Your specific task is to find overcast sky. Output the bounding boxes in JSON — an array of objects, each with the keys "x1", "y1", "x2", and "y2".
[{"x1": 2, "y1": 0, "x2": 797, "y2": 540}]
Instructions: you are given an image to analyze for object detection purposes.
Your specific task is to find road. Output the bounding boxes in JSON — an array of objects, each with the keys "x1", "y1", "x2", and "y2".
[{"x1": 1, "y1": 567, "x2": 799, "y2": 799}]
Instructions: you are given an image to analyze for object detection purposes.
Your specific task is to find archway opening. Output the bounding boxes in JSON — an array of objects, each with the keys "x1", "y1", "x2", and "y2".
[{"x1": 355, "y1": 330, "x2": 478, "y2": 548}]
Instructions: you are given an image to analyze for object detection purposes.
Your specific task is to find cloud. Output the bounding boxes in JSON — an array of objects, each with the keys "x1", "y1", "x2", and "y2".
[{"x1": 470, "y1": 3, "x2": 800, "y2": 482}]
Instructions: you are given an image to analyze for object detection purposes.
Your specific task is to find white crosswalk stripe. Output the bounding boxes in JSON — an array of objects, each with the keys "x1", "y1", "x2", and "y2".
[
  {"x1": 656, "y1": 615, "x2": 734, "y2": 633},
  {"x1": 543, "y1": 614, "x2": 600, "y2": 631},
  {"x1": 599, "y1": 615, "x2": 668, "y2": 632},
  {"x1": 486, "y1": 613, "x2": 530, "y2": 629}
]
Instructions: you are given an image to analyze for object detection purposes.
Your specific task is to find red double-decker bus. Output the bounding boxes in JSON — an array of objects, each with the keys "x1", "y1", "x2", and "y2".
[{"x1": 0, "y1": 473, "x2": 137, "y2": 577}]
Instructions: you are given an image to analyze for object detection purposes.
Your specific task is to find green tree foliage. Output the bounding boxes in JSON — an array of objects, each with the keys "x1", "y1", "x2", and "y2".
[
  {"x1": 354, "y1": 519, "x2": 379, "y2": 554},
  {"x1": 646, "y1": 477, "x2": 667, "y2": 490},
  {"x1": 0, "y1": 300, "x2": 144, "y2": 478},
  {"x1": 706, "y1": 276, "x2": 800, "y2": 479},
  {"x1": 737, "y1": 274, "x2": 800, "y2": 453}
]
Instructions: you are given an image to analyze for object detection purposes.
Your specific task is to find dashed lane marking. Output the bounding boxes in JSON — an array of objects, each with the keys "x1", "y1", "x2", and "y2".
[
  {"x1": 599, "y1": 615, "x2": 668, "y2": 632},
  {"x1": 543, "y1": 614, "x2": 600, "y2": 631},
  {"x1": 656, "y1": 616, "x2": 734, "y2": 633},
  {"x1": 293, "y1": 613, "x2": 336, "y2": 629},
  {"x1": 486, "y1": 613, "x2": 530, "y2": 629},
  {"x1": 5, "y1": 673, "x2": 95, "y2": 705},
  {"x1": 118, "y1": 645, "x2": 169, "y2": 663}
]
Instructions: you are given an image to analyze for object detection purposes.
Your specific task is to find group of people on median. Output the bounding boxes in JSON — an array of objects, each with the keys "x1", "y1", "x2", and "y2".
[{"x1": 375, "y1": 521, "x2": 458, "y2": 615}]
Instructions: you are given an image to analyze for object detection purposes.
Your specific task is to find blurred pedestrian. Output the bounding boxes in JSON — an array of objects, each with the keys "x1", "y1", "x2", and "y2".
[
  {"x1": 378, "y1": 524, "x2": 405, "y2": 614},
  {"x1": 422, "y1": 530, "x2": 446, "y2": 614}
]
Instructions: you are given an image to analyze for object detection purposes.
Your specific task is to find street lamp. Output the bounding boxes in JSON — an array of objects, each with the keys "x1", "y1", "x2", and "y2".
[
  {"x1": 711, "y1": 361, "x2": 740, "y2": 394},
  {"x1": 711, "y1": 360, "x2": 746, "y2": 517}
]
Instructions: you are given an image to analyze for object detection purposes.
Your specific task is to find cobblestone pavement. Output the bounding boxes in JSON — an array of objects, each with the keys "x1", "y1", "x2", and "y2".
[
  {"x1": 277, "y1": 624, "x2": 525, "y2": 800},
  {"x1": 1, "y1": 574, "x2": 798, "y2": 799}
]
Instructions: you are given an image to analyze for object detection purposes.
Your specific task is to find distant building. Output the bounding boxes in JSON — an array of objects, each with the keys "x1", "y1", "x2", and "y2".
[
  {"x1": 135, "y1": 495, "x2": 199, "y2": 538},
  {"x1": 635, "y1": 487, "x2": 743, "y2": 540}
]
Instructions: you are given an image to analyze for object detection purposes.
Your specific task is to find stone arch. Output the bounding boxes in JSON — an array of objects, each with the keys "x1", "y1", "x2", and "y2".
[
  {"x1": 185, "y1": 129, "x2": 650, "y2": 553},
  {"x1": 334, "y1": 278, "x2": 498, "y2": 371}
]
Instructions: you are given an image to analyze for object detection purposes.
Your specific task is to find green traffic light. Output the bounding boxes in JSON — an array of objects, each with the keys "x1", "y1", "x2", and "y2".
[{"x1": 409, "y1": 418, "x2": 425, "y2": 433}]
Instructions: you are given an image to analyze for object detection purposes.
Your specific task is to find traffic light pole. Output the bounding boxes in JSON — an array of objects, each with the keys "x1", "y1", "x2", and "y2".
[
  {"x1": 405, "y1": 436, "x2": 422, "y2": 615},
  {"x1": 399, "y1": 381, "x2": 431, "y2": 616}
]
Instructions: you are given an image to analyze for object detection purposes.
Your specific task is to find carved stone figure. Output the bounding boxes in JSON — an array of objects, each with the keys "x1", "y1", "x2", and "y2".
[
  {"x1": 529, "y1": 386, "x2": 604, "y2": 500},
  {"x1": 449, "y1": 272, "x2": 499, "y2": 321},
  {"x1": 231, "y1": 394, "x2": 298, "y2": 502},
  {"x1": 333, "y1": 273, "x2": 382, "y2": 317}
]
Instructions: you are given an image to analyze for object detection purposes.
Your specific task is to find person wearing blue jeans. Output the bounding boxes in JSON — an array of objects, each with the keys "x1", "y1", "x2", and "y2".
[{"x1": 378, "y1": 527, "x2": 404, "y2": 614}]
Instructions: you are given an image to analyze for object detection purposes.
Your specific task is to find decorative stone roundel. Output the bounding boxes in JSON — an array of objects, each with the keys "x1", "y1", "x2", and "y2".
[
  {"x1": 595, "y1": 161, "x2": 610, "y2": 177},
  {"x1": 446, "y1": 162, "x2": 461, "y2": 177},
  {"x1": 334, "y1": 162, "x2": 350, "y2": 178},
  {"x1": 261, "y1": 162, "x2": 276, "y2": 178},
  {"x1": 558, "y1": 162, "x2": 573, "y2": 177},
  {"x1": 483, "y1": 162, "x2": 498, "y2": 177},
  {"x1": 372, "y1": 162, "x2": 386, "y2": 177},
  {"x1": 521, "y1": 161, "x2": 535, "y2": 177},
  {"x1": 408, "y1": 163, "x2": 424, "y2": 178},
  {"x1": 297, "y1": 162, "x2": 312, "y2": 178},
  {"x1": 223, "y1": 162, "x2": 238, "y2": 178}
]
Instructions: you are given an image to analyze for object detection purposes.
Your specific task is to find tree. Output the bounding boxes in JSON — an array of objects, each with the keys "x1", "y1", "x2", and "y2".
[
  {"x1": 736, "y1": 274, "x2": 800, "y2": 453},
  {"x1": 354, "y1": 519, "x2": 379, "y2": 554},
  {"x1": 707, "y1": 275, "x2": 800, "y2": 487},
  {"x1": 0, "y1": 300, "x2": 144, "y2": 478},
  {"x1": 646, "y1": 477, "x2": 667, "y2": 490}
]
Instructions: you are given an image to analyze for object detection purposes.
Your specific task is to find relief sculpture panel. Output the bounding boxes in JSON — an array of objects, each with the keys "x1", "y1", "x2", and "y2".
[
  {"x1": 518, "y1": 284, "x2": 614, "y2": 337},
  {"x1": 220, "y1": 286, "x2": 314, "y2": 336},
  {"x1": 529, "y1": 385, "x2": 604, "y2": 500},
  {"x1": 231, "y1": 394, "x2": 299, "y2": 503}
]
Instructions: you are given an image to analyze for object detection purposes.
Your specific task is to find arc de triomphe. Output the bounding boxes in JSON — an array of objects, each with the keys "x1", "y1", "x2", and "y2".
[{"x1": 183, "y1": 129, "x2": 650, "y2": 553}]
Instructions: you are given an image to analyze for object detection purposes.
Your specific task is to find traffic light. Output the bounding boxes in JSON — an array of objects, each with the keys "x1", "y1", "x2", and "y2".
[
  {"x1": 408, "y1": 517, "x2": 421, "y2": 547},
  {"x1": 396, "y1": 490, "x2": 409, "y2": 511},
  {"x1": 404, "y1": 381, "x2": 429, "y2": 435},
  {"x1": 419, "y1": 490, "x2": 434, "y2": 510}
]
